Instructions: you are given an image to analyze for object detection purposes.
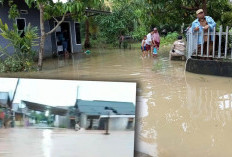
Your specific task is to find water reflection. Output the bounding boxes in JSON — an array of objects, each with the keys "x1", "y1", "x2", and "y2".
[
  {"x1": 218, "y1": 94, "x2": 232, "y2": 110},
  {"x1": 42, "y1": 130, "x2": 52, "y2": 157}
]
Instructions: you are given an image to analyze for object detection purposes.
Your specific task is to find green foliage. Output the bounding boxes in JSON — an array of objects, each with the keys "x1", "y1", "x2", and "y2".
[
  {"x1": 94, "y1": 1, "x2": 137, "y2": 44},
  {"x1": 160, "y1": 32, "x2": 179, "y2": 46},
  {"x1": 31, "y1": 111, "x2": 47, "y2": 124},
  {"x1": 132, "y1": 25, "x2": 148, "y2": 40},
  {"x1": 8, "y1": 0, "x2": 19, "y2": 20},
  {"x1": 24, "y1": 0, "x2": 87, "y2": 22},
  {"x1": 147, "y1": 0, "x2": 232, "y2": 30},
  {"x1": 92, "y1": 0, "x2": 232, "y2": 47},
  {"x1": 0, "y1": 19, "x2": 38, "y2": 72}
]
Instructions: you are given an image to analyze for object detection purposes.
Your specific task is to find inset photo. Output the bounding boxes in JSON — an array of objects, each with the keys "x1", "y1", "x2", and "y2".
[{"x1": 0, "y1": 78, "x2": 136, "y2": 157}]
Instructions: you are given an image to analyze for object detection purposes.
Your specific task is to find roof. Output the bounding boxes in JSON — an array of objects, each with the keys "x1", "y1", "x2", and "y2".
[
  {"x1": 22, "y1": 100, "x2": 68, "y2": 116},
  {"x1": 76, "y1": 99, "x2": 135, "y2": 116},
  {"x1": 85, "y1": 8, "x2": 111, "y2": 17}
]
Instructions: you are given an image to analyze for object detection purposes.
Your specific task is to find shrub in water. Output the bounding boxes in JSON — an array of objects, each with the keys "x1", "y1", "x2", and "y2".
[{"x1": 0, "y1": 19, "x2": 38, "y2": 72}]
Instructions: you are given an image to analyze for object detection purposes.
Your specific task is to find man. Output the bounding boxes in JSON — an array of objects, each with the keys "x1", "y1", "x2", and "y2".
[
  {"x1": 192, "y1": 9, "x2": 216, "y2": 56},
  {"x1": 146, "y1": 29, "x2": 154, "y2": 56},
  {"x1": 170, "y1": 36, "x2": 186, "y2": 60},
  {"x1": 59, "y1": 29, "x2": 69, "y2": 57}
]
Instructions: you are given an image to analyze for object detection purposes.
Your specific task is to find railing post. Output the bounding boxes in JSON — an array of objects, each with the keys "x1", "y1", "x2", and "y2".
[
  {"x1": 218, "y1": 25, "x2": 222, "y2": 58},
  {"x1": 201, "y1": 29, "x2": 204, "y2": 56},
  {"x1": 190, "y1": 31, "x2": 193, "y2": 58},
  {"x1": 231, "y1": 28, "x2": 232, "y2": 59},
  {"x1": 196, "y1": 31, "x2": 199, "y2": 56},
  {"x1": 187, "y1": 32, "x2": 189, "y2": 58},
  {"x1": 207, "y1": 28, "x2": 210, "y2": 57},
  {"x1": 225, "y1": 26, "x2": 229, "y2": 58},
  {"x1": 188, "y1": 32, "x2": 191, "y2": 58},
  {"x1": 213, "y1": 27, "x2": 216, "y2": 58}
]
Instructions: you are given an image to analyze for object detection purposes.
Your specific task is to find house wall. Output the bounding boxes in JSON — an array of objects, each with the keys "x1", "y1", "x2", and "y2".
[
  {"x1": 15, "y1": 113, "x2": 24, "y2": 126},
  {"x1": 0, "y1": 92, "x2": 9, "y2": 107},
  {"x1": 54, "y1": 115, "x2": 69, "y2": 128},
  {"x1": 98, "y1": 117, "x2": 135, "y2": 130},
  {"x1": 108, "y1": 117, "x2": 135, "y2": 130},
  {"x1": 80, "y1": 113, "x2": 87, "y2": 128},
  {"x1": 49, "y1": 18, "x2": 82, "y2": 54}
]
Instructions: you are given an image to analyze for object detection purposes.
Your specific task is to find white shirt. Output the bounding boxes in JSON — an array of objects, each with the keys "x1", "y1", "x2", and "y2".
[
  {"x1": 141, "y1": 39, "x2": 146, "y2": 46},
  {"x1": 146, "y1": 33, "x2": 152, "y2": 45}
]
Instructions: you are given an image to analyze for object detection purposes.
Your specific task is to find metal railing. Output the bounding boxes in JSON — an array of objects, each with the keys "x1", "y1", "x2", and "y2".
[{"x1": 186, "y1": 26, "x2": 232, "y2": 60}]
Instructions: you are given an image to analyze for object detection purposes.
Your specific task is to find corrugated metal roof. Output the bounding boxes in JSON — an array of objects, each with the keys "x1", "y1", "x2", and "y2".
[
  {"x1": 22, "y1": 100, "x2": 68, "y2": 116},
  {"x1": 76, "y1": 99, "x2": 135, "y2": 116}
]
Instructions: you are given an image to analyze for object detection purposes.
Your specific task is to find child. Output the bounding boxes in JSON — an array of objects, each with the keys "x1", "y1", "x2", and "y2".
[
  {"x1": 153, "y1": 46, "x2": 158, "y2": 57},
  {"x1": 141, "y1": 35, "x2": 147, "y2": 57}
]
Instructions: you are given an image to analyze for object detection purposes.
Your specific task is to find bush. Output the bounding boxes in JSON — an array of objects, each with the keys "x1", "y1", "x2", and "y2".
[
  {"x1": 160, "y1": 32, "x2": 179, "y2": 46},
  {"x1": 0, "y1": 19, "x2": 38, "y2": 72},
  {"x1": 132, "y1": 25, "x2": 148, "y2": 40}
]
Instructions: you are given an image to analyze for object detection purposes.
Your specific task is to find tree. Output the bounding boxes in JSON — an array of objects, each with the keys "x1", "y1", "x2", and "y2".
[
  {"x1": 95, "y1": 0, "x2": 138, "y2": 43},
  {"x1": 24, "y1": 0, "x2": 85, "y2": 70},
  {"x1": 146, "y1": 0, "x2": 232, "y2": 29},
  {"x1": 82, "y1": 0, "x2": 105, "y2": 48}
]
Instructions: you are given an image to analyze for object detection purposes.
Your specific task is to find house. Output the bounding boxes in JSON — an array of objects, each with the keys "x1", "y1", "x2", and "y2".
[
  {"x1": 0, "y1": 92, "x2": 11, "y2": 128},
  {"x1": 0, "y1": 92, "x2": 10, "y2": 108},
  {"x1": 20, "y1": 100, "x2": 79, "y2": 128},
  {"x1": 0, "y1": 0, "x2": 82, "y2": 57},
  {"x1": 12, "y1": 102, "x2": 35, "y2": 127},
  {"x1": 75, "y1": 99, "x2": 136, "y2": 130},
  {"x1": 53, "y1": 106, "x2": 79, "y2": 129}
]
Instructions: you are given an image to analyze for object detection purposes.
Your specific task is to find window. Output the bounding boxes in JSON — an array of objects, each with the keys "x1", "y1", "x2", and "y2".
[
  {"x1": 75, "y1": 23, "x2": 81, "y2": 44},
  {"x1": 16, "y1": 18, "x2": 26, "y2": 37},
  {"x1": 20, "y1": 10, "x2": 28, "y2": 14}
]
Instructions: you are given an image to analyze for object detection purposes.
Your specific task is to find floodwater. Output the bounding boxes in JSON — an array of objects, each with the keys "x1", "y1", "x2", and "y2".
[
  {"x1": 0, "y1": 128, "x2": 134, "y2": 157},
  {"x1": 1, "y1": 48, "x2": 232, "y2": 157}
]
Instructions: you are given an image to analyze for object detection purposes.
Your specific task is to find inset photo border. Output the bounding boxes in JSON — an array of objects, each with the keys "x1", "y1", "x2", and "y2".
[{"x1": 0, "y1": 78, "x2": 136, "y2": 157}]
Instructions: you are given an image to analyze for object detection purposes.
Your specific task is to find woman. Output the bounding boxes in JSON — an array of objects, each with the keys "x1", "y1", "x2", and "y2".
[{"x1": 152, "y1": 28, "x2": 160, "y2": 56}]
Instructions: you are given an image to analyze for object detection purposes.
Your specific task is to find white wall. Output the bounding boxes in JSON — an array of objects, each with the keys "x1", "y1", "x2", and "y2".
[
  {"x1": 54, "y1": 115, "x2": 69, "y2": 128},
  {"x1": 108, "y1": 117, "x2": 134, "y2": 130}
]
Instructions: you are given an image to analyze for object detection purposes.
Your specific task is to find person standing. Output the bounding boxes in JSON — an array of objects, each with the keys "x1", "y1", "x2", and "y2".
[
  {"x1": 141, "y1": 35, "x2": 147, "y2": 58},
  {"x1": 192, "y1": 9, "x2": 216, "y2": 55},
  {"x1": 152, "y1": 28, "x2": 160, "y2": 56},
  {"x1": 146, "y1": 30, "x2": 154, "y2": 57},
  {"x1": 59, "y1": 29, "x2": 69, "y2": 57}
]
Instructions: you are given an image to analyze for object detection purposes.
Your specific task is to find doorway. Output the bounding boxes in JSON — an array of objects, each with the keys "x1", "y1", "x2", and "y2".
[
  {"x1": 55, "y1": 22, "x2": 72, "y2": 55},
  {"x1": 16, "y1": 18, "x2": 26, "y2": 37}
]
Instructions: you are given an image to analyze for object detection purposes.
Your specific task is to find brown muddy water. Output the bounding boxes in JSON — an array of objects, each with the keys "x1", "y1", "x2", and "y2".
[{"x1": 1, "y1": 48, "x2": 232, "y2": 157}]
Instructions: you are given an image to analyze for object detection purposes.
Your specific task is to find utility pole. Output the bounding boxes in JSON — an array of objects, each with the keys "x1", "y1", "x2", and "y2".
[
  {"x1": 105, "y1": 111, "x2": 110, "y2": 135},
  {"x1": 10, "y1": 78, "x2": 20, "y2": 128}
]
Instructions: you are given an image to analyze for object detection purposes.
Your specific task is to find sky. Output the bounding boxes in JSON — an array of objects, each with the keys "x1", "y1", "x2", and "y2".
[{"x1": 0, "y1": 78, "x2": 136, "y2": 107}]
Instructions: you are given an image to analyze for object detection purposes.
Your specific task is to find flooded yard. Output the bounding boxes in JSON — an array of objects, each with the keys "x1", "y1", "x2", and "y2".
[{"x1": 1, "y1": 48, "x2": 232, "y2": 157}]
